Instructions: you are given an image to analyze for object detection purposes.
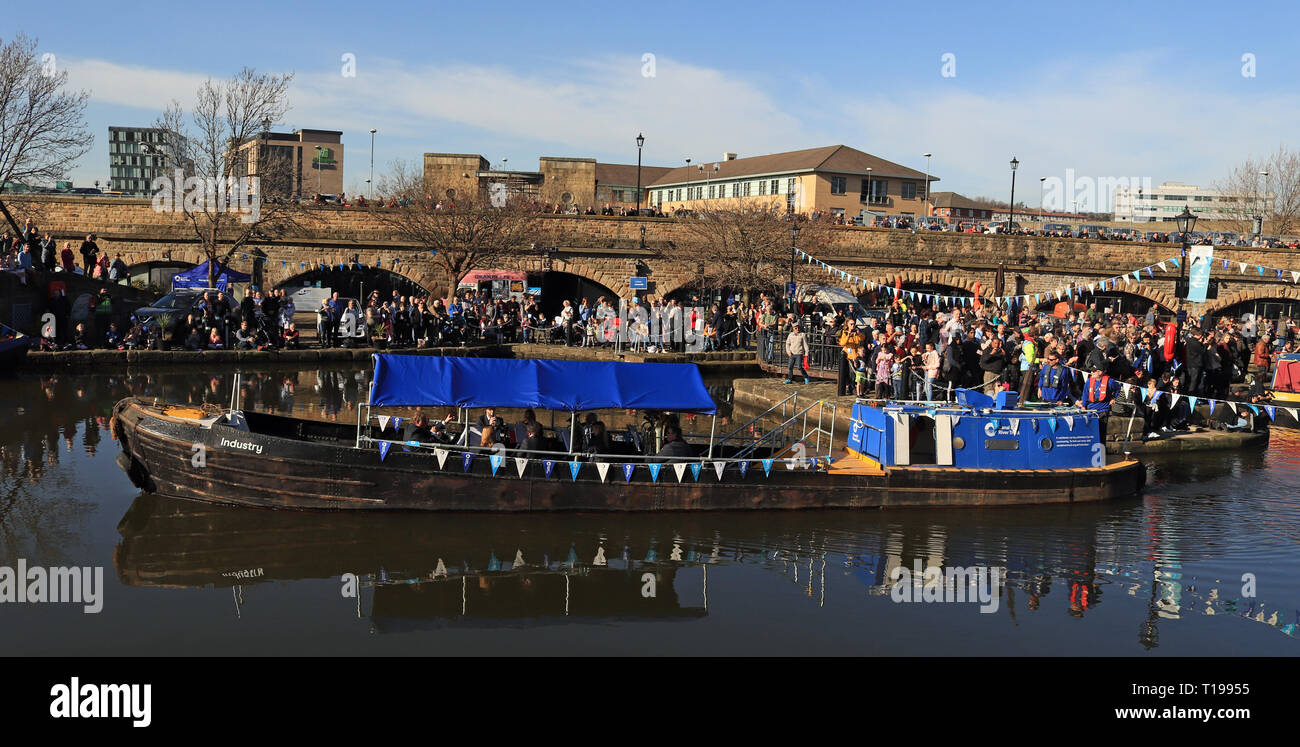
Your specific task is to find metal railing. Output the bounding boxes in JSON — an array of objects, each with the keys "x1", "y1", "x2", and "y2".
[{"x1": 732, "y1": 398, "x2": 836, "y2": 461}]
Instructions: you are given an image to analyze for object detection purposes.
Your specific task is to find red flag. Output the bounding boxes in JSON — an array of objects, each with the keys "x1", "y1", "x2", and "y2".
[
  {"x1": 973, "y1": 282, "x2": 982, "y2": 310},
  {"x1": 893, "y1": 276, "x2": 901, "y2": 300}
]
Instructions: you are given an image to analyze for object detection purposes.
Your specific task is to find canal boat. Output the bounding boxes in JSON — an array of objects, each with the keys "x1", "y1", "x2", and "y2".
[
  {"x1": 1270, "y1": 352, "x2": 1300, "y2": 405},
  {"x1": 112, "y1": 355, "x2": 1145, "y2": 511}
]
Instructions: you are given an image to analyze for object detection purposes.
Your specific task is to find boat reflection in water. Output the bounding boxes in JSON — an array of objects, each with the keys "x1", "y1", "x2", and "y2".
[
  {"x1": 114, "y1": 494, "x2": 710, "y2": 629},
  {"x1": 113, "y1": 492, "x2": 1297, "y2": 644}
]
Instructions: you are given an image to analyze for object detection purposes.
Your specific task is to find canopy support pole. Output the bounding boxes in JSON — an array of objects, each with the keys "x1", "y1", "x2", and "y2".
[
  {"x1": 707, "y1": 413, "x2": 717, "y2": 458},
  {"x1": 569, "y1": 411, "x2": 577, "y2": 454}
]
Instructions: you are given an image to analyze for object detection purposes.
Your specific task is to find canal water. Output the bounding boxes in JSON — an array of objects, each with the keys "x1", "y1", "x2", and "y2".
[{"x1": 1, "y1": 363, "x2": 1297, "y2": 656}]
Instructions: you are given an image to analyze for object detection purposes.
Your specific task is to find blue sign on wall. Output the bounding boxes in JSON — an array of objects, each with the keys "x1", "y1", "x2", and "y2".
[{"x1": 629, "y1": 277, "x2": 648, "y2": 290}]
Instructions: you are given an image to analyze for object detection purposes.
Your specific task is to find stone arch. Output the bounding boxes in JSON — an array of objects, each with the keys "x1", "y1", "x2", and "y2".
[
  {"x1": 852, "y1": 269, "x2": 989, "y2": 300},
  {"x1": 1033, "y1": 286, "x2": 1175, "y2": 314},
  {"x1": 526, "y1": 255, "x2": 643, "y2": 300},
  {"x1": 1203, "y1": 286, "x2": 1300, "y2": 316}
]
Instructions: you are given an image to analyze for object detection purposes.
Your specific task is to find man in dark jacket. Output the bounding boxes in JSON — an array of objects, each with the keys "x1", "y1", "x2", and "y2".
[
  {"x1": 656, "y1": 424, "x2": 694, "y2": 458},
  {"x1": 978, "y1": 337, "x2": 1007, "y2": 389},
  {"x1": 1183, "y1": 329, "x2": 1206, "y2": 395}
]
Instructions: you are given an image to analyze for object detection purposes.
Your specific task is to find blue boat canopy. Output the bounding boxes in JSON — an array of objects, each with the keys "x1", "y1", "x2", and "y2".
[
  {"x1": 171, "y1": 260, "x2": 251, "y2": 291},
  {"x1": 369, "y1": 355, "x2": 717, "y2": 413}
]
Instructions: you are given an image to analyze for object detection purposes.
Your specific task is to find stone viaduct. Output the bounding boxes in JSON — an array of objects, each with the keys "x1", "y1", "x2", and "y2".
[{"x1": 11, "y1": 196, "x2": 1300, "y2": 317}]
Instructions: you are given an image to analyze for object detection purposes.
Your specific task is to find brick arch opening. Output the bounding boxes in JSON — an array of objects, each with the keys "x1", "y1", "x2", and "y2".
[
  {"x1": 1203, "y1": 286, "x2": 1300, "y2": 316},
  {"x1": 520, "y1": 256, "x2": 638, "y2": 301},
  {"x1": 1032, "y1": 288, "x2": 1173, "y2": 315},
  {"x1": 852, "y1": 270, "x2": 987, "y2": 304}
]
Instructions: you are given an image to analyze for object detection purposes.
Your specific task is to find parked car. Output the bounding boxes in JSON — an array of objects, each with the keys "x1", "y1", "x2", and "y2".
[
  {"x1": 1039, "y1": 222, "x2": 1073, "y2": 236},
  {"x1": 135, "y1": 288, "x2": 222, "y2": 332},
  {"x1": 1143, "y1": 230, "x2": 1170, "y2": 243},
  {"x1": 983, "y1": 220, "x2": 1023, "y2": 234},
  {"x1": 1073, "y1": 224, "x2": 1109, "y2": 239}
]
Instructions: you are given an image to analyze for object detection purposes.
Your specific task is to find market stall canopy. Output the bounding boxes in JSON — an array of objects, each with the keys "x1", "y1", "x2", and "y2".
[
  {"x1": 369, "y1": 355, "x2": 717, "y2": 413},
  {"x1": 171, "y1": 261, "x2": 251, "y2": 291}
]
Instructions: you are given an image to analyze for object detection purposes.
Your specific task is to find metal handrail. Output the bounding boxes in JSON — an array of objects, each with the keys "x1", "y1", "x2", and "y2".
[
  {"x1": 360, "y1": 434, "x2": 791, "y2": 464},
  {"x1": 732, "y1": 399, "x2": 835, "y2": 460},
  {"x1": 714, "y1": 390, "x2": 799, "y2": 449}
]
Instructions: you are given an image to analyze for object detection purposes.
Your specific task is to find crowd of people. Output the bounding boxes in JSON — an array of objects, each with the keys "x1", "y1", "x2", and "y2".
[
  {"x1": 1, "y1": 219, "x2": 130, "y2": 282},
  {"x1": 778, "y1": 297, "x2": 1297, "y2": 440}
]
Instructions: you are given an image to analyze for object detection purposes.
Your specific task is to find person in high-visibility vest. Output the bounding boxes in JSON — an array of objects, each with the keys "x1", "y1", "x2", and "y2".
[{"x1": 1080, "y1": 368, "x2": 1119, "y2": 441}]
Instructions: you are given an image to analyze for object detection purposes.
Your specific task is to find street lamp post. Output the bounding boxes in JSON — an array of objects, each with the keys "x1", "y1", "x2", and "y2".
[
  {"x1": 922, "y1": 153, "x2": 932, "y2": 218},
  {"x1": 635, "y1": 133, "x2": 645, "y2": 215},
  {"x1": 314, "y1": 145, "x2": 323, "y2": 196},
  {"x1": 789, "y1": 223, "x2": 801, "y2": 312},
  {"x1": 1175, "y1": 207, "x2": 1197, "y2": 305},
  {"x1": 369, "y1": 128, "x2": 377, "y2": 200},
  {"x1": 865, "y1": 167, "x2": 873, "y2": 223},
  {"x1": 1008, "y1": 157, "x2": 1019, "y2": 233},
  {"x1": 1039, "y1": 176, "x2": 1046, "y2": 223},
  {"x1": 685, "y1": 158, "x2": 692, "y2": 203}
]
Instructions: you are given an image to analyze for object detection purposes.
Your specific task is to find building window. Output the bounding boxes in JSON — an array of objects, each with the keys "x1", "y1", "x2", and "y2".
[
  {"x1": 901, "y1": 182, "x2": 916, "y2": 200},
  {"x1": 730, "y1": 183, "x2": 739, "y2": 198},
  {"x1": 708, "y1": 185, "x2": 715, "y2": 199},
  {"x1": 771, "y1": 179, "x2": 779, "y2": 195},
  {"x1": 743, "y1": 181, "x2": 751, "y2": 196},
  {"x1": 758, "y1": 180, "x2": 767, "y2": 196},
  {"x1": 830, "y1": 176, "x2": 847, "y2": 195}
]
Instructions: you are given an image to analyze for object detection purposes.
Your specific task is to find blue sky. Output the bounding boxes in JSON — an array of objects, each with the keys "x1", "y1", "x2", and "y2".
[{"x1": 9, "y1": 0, "x2": 1299, "y2": 205}]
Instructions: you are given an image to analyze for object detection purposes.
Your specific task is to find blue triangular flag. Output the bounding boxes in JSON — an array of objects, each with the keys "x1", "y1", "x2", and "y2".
[
  {"x1": 462, "y1": 452, "x2": 474, "y2": 472},
  {"x1": 690, "y1": 463, "x2": 701, "y2": 481},
  {"x1": 543, "y1": 460, "x2": 556, "y2": 478},
  {"x1": 1248, "y1": 404, "x2": 1259, "y2": 416},
  {"x1": 1188, "y1": 396, "x2": 1198, "y2": 411},
  {"x1": 489, "y1": 454, "x2": 503, "y2": 476},
  {"x1": 762, "y1": 459, "x2": 774, "y2": 477},
  {"x1": 1265, "y1": 405, "x2": 1277, "y2": 420},
  {"x1": 738, "y1": 461, "x2": 750, "y2": 478},
  {"x1": 1139, "y1": 388, "x2": 1148, "y2": 402},
  {"x1": 393, "y1": 417, "x2": 403, "y2": 432},
  {"x1": 648, "y1": 463, "x2": 662, "y2": 482},
  {"x1": 378, "y1": 441, "x2": 391, "y2": 461},
  {"x1": 1209, "y1": 400, "x2": 1217, "y2": 415},
  {"x1": 1048, "y1": 417, "x2": 1058, "y2": 433},
  {"x1": 990, "y1": 418, "x2": 999, "y2": 430},
  {"x1": 1170, "y1": 257, "x2": 1180, "y2": 268},
  {"x1": 569, "y1": 461, "x2": 582, "y2": 481},
  {"x1": 622, "y1": 463, "x2": 635, "y2": 482}
]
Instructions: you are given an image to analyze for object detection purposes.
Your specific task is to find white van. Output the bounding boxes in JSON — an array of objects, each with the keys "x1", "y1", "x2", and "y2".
[{"x1": 795, "y1": 284, "x2": 882, "y2": 325}]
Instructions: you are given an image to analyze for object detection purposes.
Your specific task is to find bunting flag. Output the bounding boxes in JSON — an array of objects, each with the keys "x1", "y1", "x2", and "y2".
[
  {"x1": 762, "y1": 459, "x2": 774, "y2": 477},
  {"x1": 1287, "y1": 408, "x2": 1299, "y2": 421},
  {"x1": 1227, "y1": 401, "x2": 1238, "y2": 414},
  {"x1": 462, "y1": 452, "x2": 474, "y2": 472},
  {"x1": 1047, "y1": 417, "x2": 1058, "y2": 433},
  {"x1": 713, "y1": 461, "x2": 726, "y2": 480},
  {"x1": 1169, "y1": 393, "x2": 1180, "y2": 409},
  {"x1": 1187, "y1": 396, "x2": 1198, "y2": 411},
  {"x1": 1009, "y1": 419, "x2": 1021, "y2": 435},
  {"x1": 1139, "y1": 388, "x2": 1148, "y2": 402},
  {"x1": 1065, "y1": 415, "x2": 1075, "y2": 431},
  {"x1": 393, "y1": 417, "x2": 403, "y2": 433},
  {"x1": 543, "y1": 460, "x2": 556, "y2": 479},
  {"x1": 1209, "y1": 400, "x2": 1217, "y2": 416},
  {"x1": 622, "y1": 463, "x2": 635, "y2": 482},
  {"x1": 690, "y1": 463, "x2": 702, "y2": 481},
  {"x1": 595, "y1": 462, "x2": 611, "y2": 482},
  {"x1": 378, "y1": 441, "x2": 391, "y2": 461},
  {"x1": 1031, "y1": 418, "x2": 1039, "y2": 433},
  {"x1": 738, "y1": 460, "x2": 750, "y2": 478},
  {"x1": 435, "y1": 448, "x2": 449, "y2": 469},
  {"x1": 593, "y1": 546, "x2": 607, "y2": 566},
  {"x1": 569, "y1": 461, "x2": 582, "y2": 481},
  {"x1": 951, "y1": 415, "x2": 962, "y2": 427},
  {"x1": 489, "y1": 454, "x2": 503, "y2": 476},
  {"x1": 377, "y1": 415, "x2": 391, "y2": 431},
  {"x1": 1263, "y1": 405, "x2": 1277, "y2": 420},
  {"x1": 990, "y1": 418, "x2": 1000, "y2": 431},
  {"x1": 515, "y1": 457, "x2": 529, "y2": 478},
  {"x1": 673, "y1": 463, "x2": 688, "y2": 482},
  {"x1": 513, "y1": 550, "x2": 526, "y2": 569}
]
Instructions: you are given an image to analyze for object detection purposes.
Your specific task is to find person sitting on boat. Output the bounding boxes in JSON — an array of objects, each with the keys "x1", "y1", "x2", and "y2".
[
  {"x1": 1080, "y1": 367, "x2": 1119, "y2": 439},
  {"x1": 656, "y1": 424, "x2": 694, "y2": 459},
  {"x1": 517, "y1": 421, "x2": 544, "y2": 455},
  {"x1": 1036, "y1": 352, "x2": 1074, "y2": 403}
]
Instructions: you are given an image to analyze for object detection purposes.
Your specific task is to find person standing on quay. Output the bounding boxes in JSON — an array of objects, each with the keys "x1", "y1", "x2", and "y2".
[
  {"x1": 784, "y1": 322, "x2": 809, "y2": 384},
  {"x1": 79, "y1": 234, "x2": 99, "y2": 274}
]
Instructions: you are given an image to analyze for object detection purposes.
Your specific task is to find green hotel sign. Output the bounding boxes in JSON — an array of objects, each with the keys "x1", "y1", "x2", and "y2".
[{"x1": 312, "y1": 147, "x2": 336, "y2": 165}]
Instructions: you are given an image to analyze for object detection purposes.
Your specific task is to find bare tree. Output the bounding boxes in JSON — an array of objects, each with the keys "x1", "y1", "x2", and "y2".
[
  {"x1": 0, "y1": 33, "x2": 91, "y2": 233},
  {"x1": 369, "y1": 159, "x2": 543, "y2": 301},
  {"x1": 660, "y1": 199, "x2": 834, "y2": 300},
  {"x1": 1217, "y1": 146, "x2": 1300, "y2": 236},
  {"x1": 154, "y1": 67, "x2": 311, "y2": 288}
]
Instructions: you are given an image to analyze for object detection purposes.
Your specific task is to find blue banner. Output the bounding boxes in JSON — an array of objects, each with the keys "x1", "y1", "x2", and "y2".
[{"x1": 1187, "y1": 246, "x2": 1214, "y2": 303}]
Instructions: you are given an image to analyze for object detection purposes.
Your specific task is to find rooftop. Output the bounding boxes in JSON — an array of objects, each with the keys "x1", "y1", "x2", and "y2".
[{"x1": 648, "y1": 145, "x2": 937, "y2": 187}]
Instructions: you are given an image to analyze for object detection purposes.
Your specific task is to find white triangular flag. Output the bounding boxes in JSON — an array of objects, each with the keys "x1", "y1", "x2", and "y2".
[
  {"x1": 513, "y1": 550, "x2": 525, "y2": 569},
  {"x1": 1122, "y1": 382, "x2": 1132, "y2": 395},
  {"x1": 593, "y1": 546, "x2": 607, "y2": 566},
  {"x1": 434, "y1": 558, "x2": 447, "y2": 577},
  {"x1": 377, "y1": 415, "x2": 391, "y2": 431},
  {"x1": 951, "y1": 415, "x2": 961, "y2": 427},
  {"x1": 1169, "y1": 393, "x2": 1180, "y2": 409},
  {"x1": 1065, "y1": 415, "x2": 1074, "y2": 431},
  {"x1": 1157, "y1": 261, "x2": 1167, "y2": 272},
  {"x1": 1227, "y1": 401, "x2": 1237, "y2": 414},
  {"x1": 1240, "y1": 262, "x2": 1247, "y2": 274},
  {"x1": 514, "y1": 457, "x2": 529, "y2": 478},
  {"x1": 1288, "y1": 408, "x2": 1299, "y2": 421},
  {"x1": 673, "y1": 463, "x2": 688, "y2": 482},
  {"x1": 1087, "y1": 282, "x2": 1096, "y2": 293},
  {"x1": 1292, "y1": 271, "x2": 1300, "y2": 283},
  {"x1": 435, "y1": 448, "x2": 448, "y2": 469},
  {"x1": 595, "y1": 462, "x2": 611, "y2": 482},
  {"x1": 1009, "y1": 419, "x2": 1021, "y2": 435},
  {"x1": 713, "y1": 461, "x2": 726, "y2": 480}
]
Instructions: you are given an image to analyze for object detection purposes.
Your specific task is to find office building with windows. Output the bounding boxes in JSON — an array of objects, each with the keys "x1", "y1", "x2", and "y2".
[
  {"x1": 646, "y1": 145, "x2": 937, "y2": 220},
  {"x1": 1113, "y1": 181, "x2": 1270, "y2": 222},
  {"x1": 233, "y1": 128, "x2": 344, "y2": 198},
  {"x1": 108, "y1": 126, "x2": 174, "y2": 196}
]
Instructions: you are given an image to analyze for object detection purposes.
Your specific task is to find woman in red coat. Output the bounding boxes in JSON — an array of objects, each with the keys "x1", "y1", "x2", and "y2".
[{"x1": 60, "y1": 243, "x2": 76, "y2": 272}]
